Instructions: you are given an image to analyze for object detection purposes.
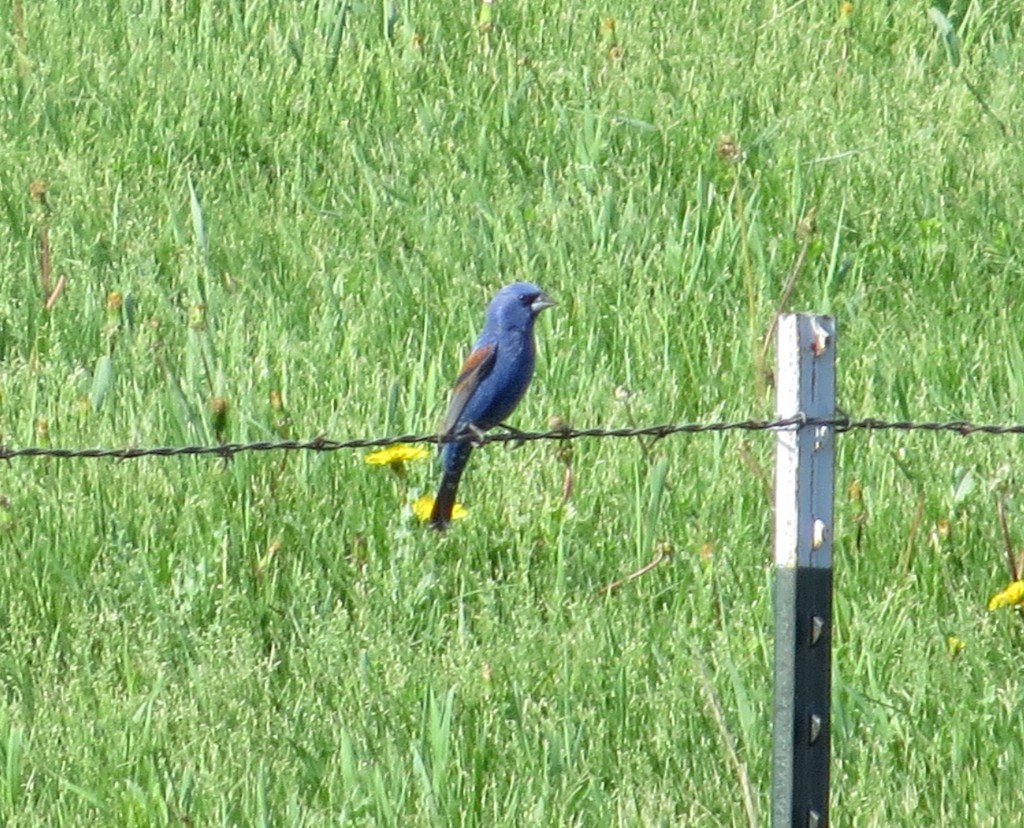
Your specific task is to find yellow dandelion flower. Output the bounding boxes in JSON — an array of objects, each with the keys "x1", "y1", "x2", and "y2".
[
  {"x1": 987, "y1": 580, "x2": 1024, "y2": 612},
  {"x1": 946, "y1": 635, "x2": 966, "y2": 658},
  {"x1": 365, "y1": 444, "x2": 430, "y2": 467},
  {"x1": 412, "y1": 495, "x2": 468, "y2": 522}
]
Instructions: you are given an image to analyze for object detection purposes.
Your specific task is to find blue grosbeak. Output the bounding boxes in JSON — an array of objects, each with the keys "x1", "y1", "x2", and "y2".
[{"x1": 430, "y1": 282, "x2": 555, "y2": 530}]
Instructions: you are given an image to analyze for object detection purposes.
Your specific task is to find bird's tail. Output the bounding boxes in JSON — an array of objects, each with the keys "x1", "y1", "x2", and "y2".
[{"x1": 430, "y1": 442, "x2": 472, "y2": 530}]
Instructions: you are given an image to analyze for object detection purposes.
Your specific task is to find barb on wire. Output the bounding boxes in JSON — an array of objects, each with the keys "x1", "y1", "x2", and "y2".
[{"x1": 0, "y1": 416, "x2": 1022, "y2": 463}]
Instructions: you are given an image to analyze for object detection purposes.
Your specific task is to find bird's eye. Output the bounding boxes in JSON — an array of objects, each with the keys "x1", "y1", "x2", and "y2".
[{"x1": 520, "y1": 293, "x2": 536, "y2": 306}]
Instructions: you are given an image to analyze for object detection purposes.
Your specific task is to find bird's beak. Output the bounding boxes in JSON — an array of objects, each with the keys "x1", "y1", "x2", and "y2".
[{"x1": 531, "y1": 291, "x2": 556, "y2": 314}]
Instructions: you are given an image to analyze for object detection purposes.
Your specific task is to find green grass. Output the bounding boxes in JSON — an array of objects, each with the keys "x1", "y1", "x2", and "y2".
[{"x1": 1, "y1": 0, "x2": 1023, "y2": 824}]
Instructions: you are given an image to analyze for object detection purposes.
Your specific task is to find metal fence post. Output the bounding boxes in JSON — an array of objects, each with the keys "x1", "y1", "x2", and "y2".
[{"x1": 772, "y1": 314, "x2": 836, "y2": 828}]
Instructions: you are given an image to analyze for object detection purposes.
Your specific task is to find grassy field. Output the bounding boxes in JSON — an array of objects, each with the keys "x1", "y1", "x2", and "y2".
[{"x1": 1, "y1": 0, "x2": 1023, "y2": 824}]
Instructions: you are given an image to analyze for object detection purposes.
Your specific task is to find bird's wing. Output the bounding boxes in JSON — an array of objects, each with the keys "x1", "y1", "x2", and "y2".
[{"x1": 440, "y1": 342, "x2": 498, "y2": 436}]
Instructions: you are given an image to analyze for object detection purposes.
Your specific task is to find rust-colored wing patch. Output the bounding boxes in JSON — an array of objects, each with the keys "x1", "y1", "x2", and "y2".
[{"x1": 440, "y1": 342, "x2": 497, "y2": 435}]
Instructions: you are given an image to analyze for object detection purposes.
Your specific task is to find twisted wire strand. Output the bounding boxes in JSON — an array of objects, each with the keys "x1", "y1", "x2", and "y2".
[{"x1": 1, "y1": 416, "x2": 1022, "y2": 463}]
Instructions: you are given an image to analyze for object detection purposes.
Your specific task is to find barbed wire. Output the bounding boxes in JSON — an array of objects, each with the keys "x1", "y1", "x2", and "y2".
[{"x1": 1, "y1": 416, "x2": 1023, "y2": 463}]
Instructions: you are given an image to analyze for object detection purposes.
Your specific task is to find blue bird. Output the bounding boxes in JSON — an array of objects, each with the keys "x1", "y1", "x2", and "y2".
[{"x1": 430, "y1": 282, "x2": 555, "y2": 530}]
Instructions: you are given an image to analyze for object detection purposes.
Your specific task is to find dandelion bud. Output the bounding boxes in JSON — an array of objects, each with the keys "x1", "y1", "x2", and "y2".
[
  {"x1": 796, "y1": 208, "x2": 817, "y2": 243},
  {"x1": 716, "y1": 134, "x2": 743, "y2": 165},
  {"x1": 105, "y1": 291, "x2": 123, "y2": 337},
  {"x1": 29, "y1": 180, "x2": 47, "y2": 206},
  {"x1": 188, "y1": 303, "x2": 207, "y2": 331},
  {"x1": 210, "y1": 397, "x2": 229, "y2": 441},
  {"x1": 548, "y1": 415, "x2": 570, "y2": 433},
  {"x1": 36, "y1": 417, "x2": 50, "y2": 445},
  {"x1": 600, "y1": 18, "x2": 617, "y2": 47},
  {"x1": 269, "y1": 391, "x2": 291, "y2": 438}
]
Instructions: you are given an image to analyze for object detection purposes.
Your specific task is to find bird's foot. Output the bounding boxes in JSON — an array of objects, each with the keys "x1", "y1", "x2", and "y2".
[{"x1": 464, "y1": 423, "x2": 488, "y2": 448}]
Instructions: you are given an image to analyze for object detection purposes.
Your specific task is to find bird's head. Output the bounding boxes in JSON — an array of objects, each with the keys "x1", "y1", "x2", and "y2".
[{"x1": 487, "y1": 282, "x2": 555, "y2": 331}]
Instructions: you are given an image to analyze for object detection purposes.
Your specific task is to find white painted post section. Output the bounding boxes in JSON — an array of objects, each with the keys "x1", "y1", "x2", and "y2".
[{"x1": 771, "y1": 314, "x2": 836, "y2": 828}]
